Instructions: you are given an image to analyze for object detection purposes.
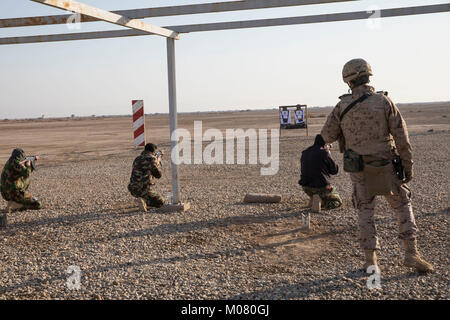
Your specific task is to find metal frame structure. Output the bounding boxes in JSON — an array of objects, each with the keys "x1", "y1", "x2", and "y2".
[
  {"x1": 30, "y1": 0, "x2": 179, "y2": 39},
  {"x1": 1, "y1": 3, "x2": 449, "y2": 45},
  {"x1": 1, "y1": 0, "x2": 449, "y2": 205},
  {"x1": 1, "y1": 0, "x2": 359, "y2": 28}
]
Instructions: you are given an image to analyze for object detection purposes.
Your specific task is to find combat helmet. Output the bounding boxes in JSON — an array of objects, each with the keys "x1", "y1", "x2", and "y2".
[{"x1": 342, "y1": 58, "x2": 373, "y2": 83}]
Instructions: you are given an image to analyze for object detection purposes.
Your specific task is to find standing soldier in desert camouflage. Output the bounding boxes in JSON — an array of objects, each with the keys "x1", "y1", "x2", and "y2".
[
  {"x1": 320, "y1": 58, "x2": 433, "y2": 273},
  {"x1": 1, "y1": 148, "x2": 42, "y2": 212},
  {"x1": 128, "y1": 143, "x2": 165, "y2": 211}
]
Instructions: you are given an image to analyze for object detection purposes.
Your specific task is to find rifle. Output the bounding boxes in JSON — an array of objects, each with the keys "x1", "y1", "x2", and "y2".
[
  {"x1": 21, "y1": 155, "x2": 47, "y2": 170},
  {"x1": 155, "y1": 150, "x2": 164, "y2": 167}
]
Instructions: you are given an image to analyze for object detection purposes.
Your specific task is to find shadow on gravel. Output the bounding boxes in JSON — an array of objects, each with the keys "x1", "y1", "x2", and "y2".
[
  {"x1": 2, "y1": 206, "x2": 144, "y2": 232},
  {"x1": 259, "y1": 229, "x2": 348, "y2": 249},
  {"x1": 381, "y1": 272, "x2": 422, "y2": 281},
  {"x1": 226, "y1": 273, "x2": 366, "y2": 299},
  {"x1": 94, "y1": 208, "x2": 305, "y2": 243},
  {"x1": 419, "y1": 207, "x2": 449, "y2": 218},
  {"x1": 0, "y1": 244, "x2": 247, "y2": 296},
  {"x1": 358, "y1": 207, "x2": 448, "y2": 227},
  {"x1": 0, "y1": 274, "x2": 67, "y2": 296},
  {"x1": 0, "y1": 259, "x2": 422, "y2": 298},
  {"x1": 226, "y1": 269, "x2": 428, "y2": 300},
  {"x1": 1, "y1": 222, "x2": 344, "y2": 296},
  {"x1": 79, "y1": 232, "x2": 342, "y2": 283},
  {"x1": 231, "y1": 201, "x2": 338, "y2": 214},
  {"x1": 226, "y1": 269, "x2": 422, "y2": 299},
  {"x1": 262, "y1": 227, "x2": 305, "y2": 238}
]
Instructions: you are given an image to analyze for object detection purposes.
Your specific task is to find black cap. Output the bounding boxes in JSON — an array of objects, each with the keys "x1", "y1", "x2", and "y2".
[
  {"x1": 144, "y1": 143, "x2": 157, "y2": 153},
  {"x1": 313, "y1": 134, "x2": 326, "y2": 147},
  {"x1": 10, "y1": 148, "x2": 25, "y2": 162}
]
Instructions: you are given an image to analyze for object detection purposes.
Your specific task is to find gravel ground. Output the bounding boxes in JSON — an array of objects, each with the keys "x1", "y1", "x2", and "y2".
[{"x1": 0, "y1": 130, "x2": 448, "y2": 300}]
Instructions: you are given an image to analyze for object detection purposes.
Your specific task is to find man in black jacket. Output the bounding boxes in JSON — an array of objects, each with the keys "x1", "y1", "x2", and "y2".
[{"x1": 299, "y1": 134, "x2": 342, "y2": 209}]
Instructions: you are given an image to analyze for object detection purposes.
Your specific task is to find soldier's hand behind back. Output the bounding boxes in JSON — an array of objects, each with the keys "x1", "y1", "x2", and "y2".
[
  {"x1": 403, "y1": 162, "x2": 413, "y2": 183},
  {"x1": 404, "y1": 169, "x2": 413, "y2": 183}
]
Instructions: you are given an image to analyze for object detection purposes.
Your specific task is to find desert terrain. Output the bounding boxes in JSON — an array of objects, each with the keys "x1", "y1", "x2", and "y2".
[{"x1": 0, "y1": 103, "x2": 449, "y2": 299}]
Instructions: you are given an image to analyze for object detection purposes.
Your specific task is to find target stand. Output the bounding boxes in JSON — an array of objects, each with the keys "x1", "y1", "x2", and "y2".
[{"x1": 279, "y1": 104, "x2": 308, "y2": 136}]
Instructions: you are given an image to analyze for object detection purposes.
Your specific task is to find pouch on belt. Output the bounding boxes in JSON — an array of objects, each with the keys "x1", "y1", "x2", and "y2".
[
  {"x1": 343, "y1": 149, "x2": 364, "y2": 172},
  {"x1": 363, "y1": 158, "x2": 394, "y2": 198}
]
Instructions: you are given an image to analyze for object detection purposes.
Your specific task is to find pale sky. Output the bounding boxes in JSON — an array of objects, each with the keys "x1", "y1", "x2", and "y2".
[{"x1": 0, "y1": 0, "x2": 449, "y2": 119}]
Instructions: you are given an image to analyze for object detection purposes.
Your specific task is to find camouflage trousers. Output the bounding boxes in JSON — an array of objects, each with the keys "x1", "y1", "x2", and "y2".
[
  {"x1": 350, "y1": 170, "x2": 417, "y2": 250},
  {"x1": 302, "y1": 185, "x2": 342, "y2": 209},
  {"x1": 128, "y1": 183, "x2": 165, "y2": 208},
  {"x1": 1, "y1": 186, "x2": 42, "y2": 210}
]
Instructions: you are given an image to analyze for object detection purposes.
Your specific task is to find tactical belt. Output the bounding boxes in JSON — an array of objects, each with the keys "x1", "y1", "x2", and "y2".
[{"x1": 339, "y1": 93, "x2": 372, "y2": 121}]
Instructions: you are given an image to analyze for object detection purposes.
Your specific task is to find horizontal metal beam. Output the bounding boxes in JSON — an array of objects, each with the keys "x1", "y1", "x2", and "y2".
[
  {"x1": 30, "y1": 0, "x2": 179, "y2": 39},
  {"x1": 172, "y1": 4, "x2": 450, "y2": 33},
  {"x1": 0, "y1": 4, "x2": 448, "y2": 45},
  {"x1": 1, "y1": 0, "x2": 357, "y2": 28}
]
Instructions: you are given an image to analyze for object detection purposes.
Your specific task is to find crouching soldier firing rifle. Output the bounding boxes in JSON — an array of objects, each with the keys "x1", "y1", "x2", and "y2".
[
  {"x1": 299, "y1": 134, "x2": 342, "y2": 210},
  {"x1": 1, "y1": 148, "x2": 43, "y2": 212},
  {"x1": 128, "y1": 143, "x2": 165, "y2": 212}
]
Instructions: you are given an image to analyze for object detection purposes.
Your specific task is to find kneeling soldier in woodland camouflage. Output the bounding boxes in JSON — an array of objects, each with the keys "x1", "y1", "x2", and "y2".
[
  {"x1": 1, "y1": 148, "x2": 42, "y2": 212},
  {"x1": 320, "y1": 58, "x2": 433, "y2": 273},
  {"x1": 128, "y1": 143, "x2": 165, "y2": 211},
  {"x1": 299, "y1": 134, "x2": 342, "y2": 210}
]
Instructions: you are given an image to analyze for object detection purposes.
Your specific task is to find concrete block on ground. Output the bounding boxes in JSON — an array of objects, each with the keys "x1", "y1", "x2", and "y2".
[
  {"x1": 243, "y1": 193, "x2": 282, "y2": 203},
  {"x1": 159, "y1": 202, "x2": 191, "y2": 213}
]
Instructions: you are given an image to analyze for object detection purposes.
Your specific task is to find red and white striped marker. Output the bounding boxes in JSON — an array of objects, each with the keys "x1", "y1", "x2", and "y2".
[{"x1": 132, "y1": 100, "x2": 145, "y2": 147}]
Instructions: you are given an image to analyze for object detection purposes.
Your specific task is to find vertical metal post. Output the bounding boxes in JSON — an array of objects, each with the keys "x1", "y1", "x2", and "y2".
[
  {"x1": 305, "y1": 105, "x2": 309, "y2": 137},
  {"x1": 167, "y1": 37, "x2": 180, "y2": 204}
]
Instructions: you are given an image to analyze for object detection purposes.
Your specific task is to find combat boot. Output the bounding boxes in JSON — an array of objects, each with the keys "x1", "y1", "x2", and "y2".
[
  {"x1": 403, "y1": 239, "x2": 434, "y2": 274},
  {"x1": 311, "y1": 194, "x2": 321, "y2": 213},
  {"x1": 0, "y1": 210, "x2": 6, "y2": 228},
  {"x1": 6, "y1": 201, "x2": 23, "y2": 213},
  {"x1": 136, "y1": 198, "x2": 147, "y2": 212},
  {"x1": 363, "y1": 249, "x2": 378, "y2": 271}
]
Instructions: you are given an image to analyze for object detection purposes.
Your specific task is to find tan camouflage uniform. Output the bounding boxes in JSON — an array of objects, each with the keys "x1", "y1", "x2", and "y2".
[
  {"x1": 128, "y1": 150, "x2": 165, "y2": 208},
  {"x1": 321, "y1": 84, "x2": 417, "y2": 250}
]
